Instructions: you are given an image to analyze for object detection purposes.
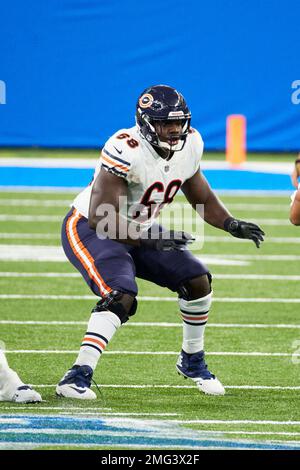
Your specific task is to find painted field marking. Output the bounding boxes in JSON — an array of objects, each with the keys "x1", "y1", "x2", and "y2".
[
  {"x1": 201, "y1": 236, "x2": 300, "y2": 244},
  {"x1": 0, "y1": 272, "x2": 79, "y2": 277},
  {"x1": 0, "y1": 200, "x2": 290, "y2": 211},
  {"x1": 0, "y1": 413, "x2": 300, "y2": 450},
  {"x1": 164, "y1": 218, "x2": 291, "y2": 226},
  {"x1": 171, "y1": 420, "x2": 300, "y2": 425},
  {"x1": 215, "y1": 204, "x2": 289, "y2": 211},
  {"x1": 0, "y1": 214, "x2": 293, "y2": 226},
  {"x1": 1, "y1": 294, "x2": 300, "y2": 303},
  {"x1": 0, "y1": 199, "x2": 71, "y2": 207},
  {"x1": 1, "y1": 245, "x2": 300, "y2": 263},
  {"x1": 0, "y1": 408, "x2": 178, "y2": 416},
  {"x1": 203, "y1": 254, "x2": 300, "y2": 261},
  {"x1": 1, "y1": 272, "x2": 300, "y2": 281},
  {"x1": 181, "y1": 431, "x2": 300, "y2": 436},
  {"x1": 0, "y1": 234, "x2": 299, "y2": 243},
  {"x1": 0, "y1": 320, "x2": 299, "y2": 329},
  {"x1": 0, "y1": 233, "x2": 60, "y2": 239},
  {"x1": 0, "y1": 418, "x2": 29, "y2": 424},
  {"x1": 8, "y1": 384, "x2": 300, "y2": 391},
  {"x1": 0, "y1": 215, "x2": 63, "y2": 221},
  {"x1": 4, "y1": 350, "x2": 300, "y2": 357}
]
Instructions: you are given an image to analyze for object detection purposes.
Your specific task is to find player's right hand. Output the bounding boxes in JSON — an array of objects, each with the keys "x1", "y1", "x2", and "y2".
[{"x1": 140, "y1": 230, "x2": 195, "y2": 251}]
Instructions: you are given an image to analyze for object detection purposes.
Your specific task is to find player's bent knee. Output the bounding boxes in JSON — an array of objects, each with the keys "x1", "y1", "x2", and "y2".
[
  {"x1": 92, "y1": 291, "x2": 137, "y2": 324},
  {"x1": 177, "y1": 273, "x2": 212, "y2": 300},
  {"x1": 178, "y1": 290, "x2": 213, "y2": 314}
]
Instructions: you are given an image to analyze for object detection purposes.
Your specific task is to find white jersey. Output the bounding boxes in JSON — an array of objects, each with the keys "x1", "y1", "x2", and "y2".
[{"x1": 73, "y1": 125, "x2": 204, "y2": 232}]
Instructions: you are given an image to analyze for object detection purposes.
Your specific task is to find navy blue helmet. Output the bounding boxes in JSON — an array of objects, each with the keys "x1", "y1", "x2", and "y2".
[{"x1": 136, "y1": 84, "x2": 191, "y2": 152}]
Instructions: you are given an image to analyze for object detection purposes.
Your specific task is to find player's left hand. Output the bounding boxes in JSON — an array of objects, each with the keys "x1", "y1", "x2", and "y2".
[
  {"x1": 160, "y1": 230, "x2": 195, "y2": 251},
  {"x1": 291, "y1": 157, "x2": 300, "y2": 188},
  {"x1": 224, "y1": 217, "x2": 265, "y2": 248}
]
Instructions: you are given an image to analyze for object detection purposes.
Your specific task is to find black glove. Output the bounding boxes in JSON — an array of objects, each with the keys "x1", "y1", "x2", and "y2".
[
  {"x1": 224, "y1": 217, "x2": 265, "y2": 248},
  {"x1": 140, "y1": 230, "x2": 195, "y2": 251}
]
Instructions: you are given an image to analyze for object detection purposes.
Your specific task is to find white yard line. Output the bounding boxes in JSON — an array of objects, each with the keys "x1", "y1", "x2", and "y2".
[
  {"x1": 0, "y1": 272, "x2": 78, "y2": 277},
  {"x1": 202, "y1": 236, "x2": 300, "y2": 243},
  {"x1": 0, "y1": 233, "x2": 60, "y2": 239},
  {"x1": 0, "y1": 418, "x2": 29, "y2": 424},
  {"x1": 202, "y1": 254, "x2": 300, "y2": 261},
  {"x1": 193, "y1": 431, "x2": 300, "y2": 436},
  {"x1": 1, "y1": 245, "x2": 300, "y2": 263},
  {"x1": 0, "y1": 245, "x2": 66, "y2": 262},
  {"x1": 0, "y1": 214, "x2": 293, "y2": 226},
  {"x1": 4, "y1": 350, "x2": 299, "y2": 357},
  {"x1": 1, "y1": 294, "x2": 300, "y2": 303},
  {"x1": 0, "y1": 409, "x2": 178, "y2": 417},
  {"x1": 171, "y1": 419, "x2": 300, "y2": 425},
  {"x1": 0, "y1": 321, "x2": 299, "y2": 330},
  {"x1": 0, "y1": 407, "x2": 112, "y2": 411},
  {"x1": 3, "y1": 384, "x2": 300, "y2": 391},
  {"x1": 0, "y1": 200, "x2": 290, "y2": 211},
  {"x1": 215, "y1": 204, "x2": 290, "y2": 211},
  {"x1": 162, "y1": 217, "x2": 291, "y2": 226},
  {"x1": 0, "y1": 199, "x2": 71, "y2": 207},
  {"x1": 0, "y1": 215, "x2": 63, "y2": 222},
  {"x1": 1, "y1": 272, "x2": 300, "y2": 281},
  {"x1": 0, "y1": 320, "x2": 299, "y2": 329},
  {"x1": 0, "y1": 234, "x2": 298, "y2": 243},
  {"x1": 214, "y1": 274, "x2": 300, "y2": 280},
  {"x1": 216, "y1": 190, "x2": 291, "y2": 196}
]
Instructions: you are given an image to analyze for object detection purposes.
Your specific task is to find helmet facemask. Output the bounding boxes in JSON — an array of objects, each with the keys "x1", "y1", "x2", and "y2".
[{"x1": 136, "y1": 112, "x2": 191, "y2": 153}]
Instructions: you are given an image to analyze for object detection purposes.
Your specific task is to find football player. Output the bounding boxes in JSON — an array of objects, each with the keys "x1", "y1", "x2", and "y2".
[
  {"x1": 0, "y1": 349, "x2": 42, "y2": 403},
  {"x1": 56, "y1": 85, "x2": 264, "y2": 399},
  {"x1": 290, "y1": 155, "x2": 300, "y2": 225}
]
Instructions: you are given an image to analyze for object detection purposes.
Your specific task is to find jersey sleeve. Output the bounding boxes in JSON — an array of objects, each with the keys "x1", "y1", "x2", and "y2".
[
  {"x1": 189, "y1": 128, "x2": 204, "y2": 176},
  {"x1": 100, "y1": 130, "x2": 136, "y2": 180}
]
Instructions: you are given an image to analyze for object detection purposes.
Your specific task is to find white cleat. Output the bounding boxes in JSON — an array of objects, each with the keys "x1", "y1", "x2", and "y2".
[
  {"x1": 56, "y1": 365, "x2": 97, "y2": 400},
  {"x1": 56, "y1": 384, "x2": 96, "y2": 400},
  {"x1": 176, "y1": 349, "x2": 225, "y2": 396},
  {"x1": 0, "y1": 352, "x2": 42, "y2": 403},
  {"x1": 192, "y1": 376, "x2": 225, "y2": 396},
  {"x1": 11, "y1": 385, "x2": 42, "y2": 403}
]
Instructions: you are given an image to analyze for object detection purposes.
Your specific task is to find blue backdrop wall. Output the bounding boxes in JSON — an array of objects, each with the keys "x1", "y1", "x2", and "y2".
[{"x1": 0, "y1": 0, "x2": 299, "y2": 150}]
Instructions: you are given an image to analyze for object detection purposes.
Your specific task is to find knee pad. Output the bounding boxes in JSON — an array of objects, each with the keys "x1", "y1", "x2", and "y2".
[
  {"x1": 178, "y1": 291, "x2": 213, "y2": 317},
  {"x1": 177, "y1": 273, "x2": 212, "y2": 300},
  {"x1": 92, "y1": 290, "x2": 137, "y2": 324}
]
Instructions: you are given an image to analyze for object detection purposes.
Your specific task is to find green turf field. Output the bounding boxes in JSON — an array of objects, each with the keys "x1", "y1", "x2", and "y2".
[
  {"x1": 0, "y1": 147, "x2": 297, "y2": 162},
  {"x1": 0, "y1": 189, "x2": 299, "y2": 449}
]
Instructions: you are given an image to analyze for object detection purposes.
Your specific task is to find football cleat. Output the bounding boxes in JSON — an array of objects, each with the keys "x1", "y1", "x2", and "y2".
[
  {"x1": 176, "y1": 350, "x2": 225, "y2": 395},
  {"x1": 12, "y1": 385, "x2": 42, "y2": 403},
  {"x1": 0, "y1": 367, "x2": 42, "y2": 403},
  {"x1": 56, "y1": 365, "x2": 97, "y2": 400}
]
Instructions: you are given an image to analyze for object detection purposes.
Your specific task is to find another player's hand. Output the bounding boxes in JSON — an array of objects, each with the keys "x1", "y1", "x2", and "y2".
[
  {"x1": 140, "y1": 230, "x2": 195, "y2": 251},
  {"x1": 291, "y1": 156, "x2": 300, "y2": 189},
  {"x1": 224, "y1": 217, "x2": 265, "y2": 248}
]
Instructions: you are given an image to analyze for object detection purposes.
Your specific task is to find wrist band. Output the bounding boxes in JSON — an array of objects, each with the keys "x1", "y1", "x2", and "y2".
[{"x1": 224, "y1": 217, "x2": 235, "y2": 231}]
